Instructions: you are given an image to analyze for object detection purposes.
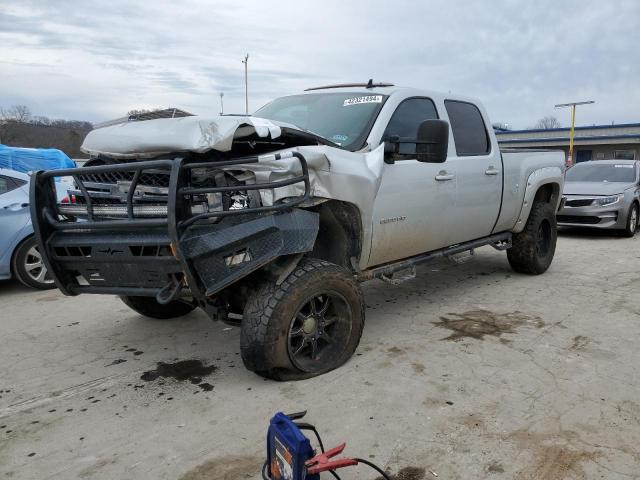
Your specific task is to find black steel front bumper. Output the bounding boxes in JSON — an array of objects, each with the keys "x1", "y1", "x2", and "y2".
[{"x1": 30, "y1": 153, "x2": 319, "y2": 304}]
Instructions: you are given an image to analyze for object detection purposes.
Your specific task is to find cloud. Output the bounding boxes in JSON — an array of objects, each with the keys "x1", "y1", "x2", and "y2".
[{"x1": 0, "y1": 0, "x2": 638, "y2": 128}]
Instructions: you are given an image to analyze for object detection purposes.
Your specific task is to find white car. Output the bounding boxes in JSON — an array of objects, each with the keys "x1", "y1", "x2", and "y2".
[{"x1": 0, "y1": 169, "x2": 72, "y2": 289}]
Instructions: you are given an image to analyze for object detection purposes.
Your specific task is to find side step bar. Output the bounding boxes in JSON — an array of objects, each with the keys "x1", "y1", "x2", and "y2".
[{"x1": 358, "y1": 232, "x2": 512, "y2": 281}]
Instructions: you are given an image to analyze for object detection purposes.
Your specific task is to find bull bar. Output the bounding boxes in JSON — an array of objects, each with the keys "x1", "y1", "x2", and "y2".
[{"x1": 30, "y1": 152, "x2": 319, "y2": 310}]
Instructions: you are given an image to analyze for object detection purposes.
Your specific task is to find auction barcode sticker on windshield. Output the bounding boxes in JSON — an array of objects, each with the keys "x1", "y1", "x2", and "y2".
[{"x1": 343, "y1": 95, "x2": 383, "y2": 106}]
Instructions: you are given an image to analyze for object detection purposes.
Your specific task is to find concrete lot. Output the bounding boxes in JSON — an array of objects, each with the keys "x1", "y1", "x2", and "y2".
[{"x1": 1, "y1": 231, "x2": 639, "y2": 480}]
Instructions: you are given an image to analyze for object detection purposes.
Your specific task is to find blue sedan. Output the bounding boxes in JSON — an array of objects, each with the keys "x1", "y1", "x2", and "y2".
[{"x1": 0, "y1": 168, "x2": 57, "y2": 289}]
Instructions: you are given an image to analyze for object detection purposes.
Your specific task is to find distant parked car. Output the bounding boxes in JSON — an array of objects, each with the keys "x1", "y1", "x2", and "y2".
[
  {"x1": 0, "y1": 168, "x2": 73, "y2": 289},
  {"x1": 557, "y1": 160, "x2": 640, "y2": 237}
]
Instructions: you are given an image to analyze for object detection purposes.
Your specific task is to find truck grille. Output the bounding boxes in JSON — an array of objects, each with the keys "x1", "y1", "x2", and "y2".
[{"x1": 78, "y1": 170, "x2": 170, "y2": 188}]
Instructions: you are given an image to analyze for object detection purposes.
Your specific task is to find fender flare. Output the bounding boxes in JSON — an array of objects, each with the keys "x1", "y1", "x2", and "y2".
[{"x1": 512, "y1": 166, "x2": 563, "y2": 233}]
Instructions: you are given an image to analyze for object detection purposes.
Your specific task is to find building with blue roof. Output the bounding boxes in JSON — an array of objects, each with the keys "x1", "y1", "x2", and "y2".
[{"x1": 495, "y1": 123, "x2": 640, "y2": 163}]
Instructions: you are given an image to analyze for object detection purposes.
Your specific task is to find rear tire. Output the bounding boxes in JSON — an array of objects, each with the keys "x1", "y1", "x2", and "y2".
[
  {"x1": 120, "y1": 296, "x2": 196, "y2": 319},
  {"x1": 620, "y1": 203, "x2": 638, "y2": 238},
  {"x1": 12, "y1": 236, "x2": 56, "y2": 290},
  {"x1": 240, "y1": 258, "x2": 365, "y2": 381},
  {"x1": 507, "y1": 201, "x2": 557, "y2": 274}
]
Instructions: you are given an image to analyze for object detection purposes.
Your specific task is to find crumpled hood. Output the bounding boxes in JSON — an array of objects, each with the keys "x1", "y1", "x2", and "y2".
[
  {"x1": 80, "y1": 114, "x2": 388, "y2": 271},
  {"x1": 81, "y1": 115, "x2": 313, "y2": 158},
  {"x1": 563, "y1": 181, "x2": 633, "y2": 196}
]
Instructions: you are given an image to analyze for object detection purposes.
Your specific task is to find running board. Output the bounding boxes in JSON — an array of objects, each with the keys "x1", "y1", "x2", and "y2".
[{"x1": 358, "y1": 232, "x2": 512, "y2": 282}]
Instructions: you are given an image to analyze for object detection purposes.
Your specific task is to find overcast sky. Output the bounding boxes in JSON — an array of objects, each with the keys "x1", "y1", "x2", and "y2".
[{"x1": 1, "y1": 0, "x2": 638, "y2": 129}]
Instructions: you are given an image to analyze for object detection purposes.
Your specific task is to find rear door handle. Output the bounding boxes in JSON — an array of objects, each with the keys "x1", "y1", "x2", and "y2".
[
  {"x1": 435, "y1": 171, "x2": 455, "y2": 181},
  {"x1": 3, "y1": 202, "x2": 29, "y2": 210},
  {"x1": 485, "y1": 166, "x2": 500, "y2": 176}
]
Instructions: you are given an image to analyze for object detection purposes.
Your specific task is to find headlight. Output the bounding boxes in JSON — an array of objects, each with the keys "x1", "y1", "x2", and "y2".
[{"x1": 593, "y1": 195, "x2": 621, "y2": 207}]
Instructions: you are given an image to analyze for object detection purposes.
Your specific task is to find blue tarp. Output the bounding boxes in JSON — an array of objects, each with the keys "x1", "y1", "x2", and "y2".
[{"x1": 0, "y1": 144, "x2": 76, "y2": 174}]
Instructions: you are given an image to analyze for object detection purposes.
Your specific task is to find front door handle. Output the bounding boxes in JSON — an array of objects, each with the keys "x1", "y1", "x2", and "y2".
[
  {"x1": 485, "y1": 166, "x2": 500, "y2": 176},
  {"x1": 435, "y1": 171, "x2": 455, "y2": 181}
]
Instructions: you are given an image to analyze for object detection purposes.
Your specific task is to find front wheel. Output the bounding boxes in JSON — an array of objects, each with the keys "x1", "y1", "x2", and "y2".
[
  {"x1": 12, "y1": 236, "x2": 56, "y2": 290},
  {"x1": 620, "y1": 203, "x2": 638, "y2": 238},
  {"x1": 240, "y1": 258, "x2": 365, "y2": 381},
  {"x1": 507, "y1": 201, "x2": 557, "y2": 274},
  {"x1": 120, "y1": 296, "x2": 196, "y2": 319}
]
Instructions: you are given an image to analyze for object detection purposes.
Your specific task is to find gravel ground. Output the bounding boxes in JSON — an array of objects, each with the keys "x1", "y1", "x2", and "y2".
[{"x1": 0, "y1": 230, "x2": 639, "y2": 480}]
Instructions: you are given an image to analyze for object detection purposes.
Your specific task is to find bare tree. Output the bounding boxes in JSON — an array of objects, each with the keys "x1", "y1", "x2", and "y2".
[
  {"x1": 533, "y1": 116, "x2": 561, "y2": 129},
  {"x1": 0, "y1": 104, "x2": 32, "y2": 122},
  {"x1": 0, "y1": 104, "x2": 93, "y2": 157},
  {"x1": 31, "y1": 115, "x2": 52, "y2": 126}
]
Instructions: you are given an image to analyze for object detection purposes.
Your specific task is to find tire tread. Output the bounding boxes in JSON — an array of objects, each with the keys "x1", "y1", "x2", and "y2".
[
  {"x1": 507, "y1": 201, "x2": 557, "y2": 275},
  {"x1": 240, "y1": 258, "x2": 364, "y2": 380}
]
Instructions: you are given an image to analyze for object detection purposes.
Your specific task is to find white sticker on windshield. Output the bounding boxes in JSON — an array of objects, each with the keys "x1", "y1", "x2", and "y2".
[
  {"x1": 343, "y1": 95, "x2": 383, "y2": 106},
  {"x1": 614, "y1": 164, "x2": 634, "y2": 168}
]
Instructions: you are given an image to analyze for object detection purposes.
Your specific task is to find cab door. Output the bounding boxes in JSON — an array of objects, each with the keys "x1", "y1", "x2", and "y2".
[
  {"x1": 368, "y1": 98, "x2": 456, "y2": 267},
  {"x1": 443, "y1": 100, "x2": 502, "y2": 244}
]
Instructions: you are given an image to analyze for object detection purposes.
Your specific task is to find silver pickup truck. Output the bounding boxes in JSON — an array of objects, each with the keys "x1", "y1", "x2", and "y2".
[{"x1": 31, "y1": 82, "x2": 565, "y2": 380}]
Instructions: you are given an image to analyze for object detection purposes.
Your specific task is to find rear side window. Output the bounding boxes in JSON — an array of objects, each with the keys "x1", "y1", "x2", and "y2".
[
  {"x1": 0, "y1": 176, "x2": 23, "y2": 195},
  {"x1": 445, "y1": 100, "x2": 490, "y2": 156},
  {"x1": 383, "y1": 98, "x2": 438, "y2": 154}
]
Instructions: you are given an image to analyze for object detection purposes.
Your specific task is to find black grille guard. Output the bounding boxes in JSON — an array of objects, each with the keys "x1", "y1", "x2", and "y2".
[{"x1": 30, "y1": 152, "x2": 319, "y2": 304}]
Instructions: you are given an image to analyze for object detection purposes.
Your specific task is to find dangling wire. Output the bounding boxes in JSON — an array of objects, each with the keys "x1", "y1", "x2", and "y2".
[{"x1": 353, "y1": 458, "x2": 393, "y2": 480}]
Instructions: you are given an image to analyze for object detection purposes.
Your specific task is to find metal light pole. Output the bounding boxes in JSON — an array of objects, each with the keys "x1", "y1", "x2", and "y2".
[
  {"x1": 242, "y1": 54, "x2": 249, "y2": 115},
  {"x1": 219, "y1": 92, "x2": 224, "y2": 115},
  {"x1": 554, "y1": 100, "x2": 595, "y2": 165}
]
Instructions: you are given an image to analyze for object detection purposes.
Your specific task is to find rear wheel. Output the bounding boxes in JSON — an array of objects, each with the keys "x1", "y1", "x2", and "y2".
[
  {"x1": 620, "y1": 203, "x2": 638, "y2": 238},
  {"x1": 120, "y1": 296, "x2": 196, "y2": 319},
  {"x1": 12, "y1": 237, "x2": 56, "y2": 290},
  {"x1": 240, "y1": 258, "x2": 365, "y2": 381},
  {"x1": 507, "y1": 201, "x2": 557, "y2": 274}
]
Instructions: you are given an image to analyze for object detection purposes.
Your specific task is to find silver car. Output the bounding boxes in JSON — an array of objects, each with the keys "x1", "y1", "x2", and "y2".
[{"x1": 557, "y1": 160, "x2": 640, "y2": 236}]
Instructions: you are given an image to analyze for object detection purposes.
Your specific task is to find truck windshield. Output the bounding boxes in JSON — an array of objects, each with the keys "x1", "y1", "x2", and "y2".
[
  {"x1": 566, "y1": 163, "x2": 637, "y2": 183},
  {"x1": 254, "y1": 92, "x2": 387, "y2": 150}
]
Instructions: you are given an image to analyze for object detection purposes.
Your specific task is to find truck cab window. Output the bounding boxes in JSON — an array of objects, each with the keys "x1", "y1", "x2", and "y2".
[
  {"x1": 383, "y1": 98, "x2": 438, "y2": 155},
  {"x1": 444, "y1": 100, "x2": 490, "y2": 156}
]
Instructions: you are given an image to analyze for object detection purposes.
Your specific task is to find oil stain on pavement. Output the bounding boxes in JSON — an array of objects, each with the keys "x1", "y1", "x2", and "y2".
[
  {"x1": 507, "y1": 429, "x2": 600, "y2": 480},
  {"x1": 432, "y1": 310, "x2": 544, "y2": 341},
  {"x1": 514, "y1": 444, "x2": 598, "y2": 479},
  {"x1": 140, "y1": 360, "x2": 217, "y2": 391}
]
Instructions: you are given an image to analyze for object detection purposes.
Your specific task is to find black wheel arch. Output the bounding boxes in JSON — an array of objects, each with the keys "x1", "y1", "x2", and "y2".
[
  {"x1": 534, "y1": 182, "x2": 561, "y2": 208},
  {"x1": 307, "y1": 200, "x2": 363, "y2": 271}
]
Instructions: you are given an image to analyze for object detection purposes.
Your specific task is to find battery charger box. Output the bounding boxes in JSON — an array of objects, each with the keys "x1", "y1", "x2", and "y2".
[{"x1": 266, "y1": 412, "x2": 318, "y2": 480}]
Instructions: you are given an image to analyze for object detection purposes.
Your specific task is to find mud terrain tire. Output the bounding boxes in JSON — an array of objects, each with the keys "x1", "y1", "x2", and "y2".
[
  {"x1": 240, "y1": 258, "x2": 365, "y2": 381},
  {"x1": 507, "y1": 201, "x2": 557, "y2": 274}
]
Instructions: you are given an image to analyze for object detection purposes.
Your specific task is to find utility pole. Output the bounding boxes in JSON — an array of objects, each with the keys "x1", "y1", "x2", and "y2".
[
  {"x1": 242, "y1": 54, "x2": 249, "y2": 115},
  {"x1": 219, "y1": 92, "x2": 224, "y2": 115},
  {"x1": 554, "y1": 100, "x2": 595, "y2": 166}
]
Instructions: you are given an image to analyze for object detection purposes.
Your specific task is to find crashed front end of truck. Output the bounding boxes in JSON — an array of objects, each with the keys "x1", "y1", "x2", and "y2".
[{"x1": 30, "y1": 117, "x2": 339, "y2": 321}]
